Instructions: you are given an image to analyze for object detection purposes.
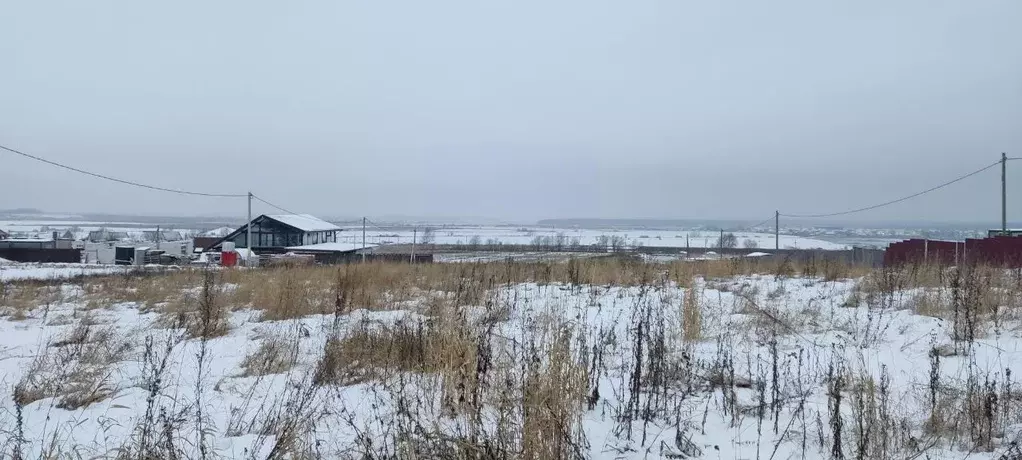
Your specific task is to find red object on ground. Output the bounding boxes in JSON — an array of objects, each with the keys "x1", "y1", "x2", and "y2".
[{"x1": 221, "y1": 251, "x2": 238, "y2": 267}]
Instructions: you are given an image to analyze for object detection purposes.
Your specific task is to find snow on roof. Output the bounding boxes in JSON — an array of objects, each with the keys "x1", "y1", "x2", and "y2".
[
  {"x1": 203, "y1": 227, "x2": 234, "y2": 237},
  {"x1": 266, "y1": 214, "x2": 341, "y2": 232},
  {"x1": 286, "y1": 242, "x2": 374, "y2": 252}
]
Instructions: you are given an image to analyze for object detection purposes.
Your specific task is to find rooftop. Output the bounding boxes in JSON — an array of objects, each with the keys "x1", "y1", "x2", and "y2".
[
  {"x1": 268, "y1": 214, "x2": 341, "y2": 232},
  {"x1": 2, "y1": 238, "x2": 54, "y2": 243}
]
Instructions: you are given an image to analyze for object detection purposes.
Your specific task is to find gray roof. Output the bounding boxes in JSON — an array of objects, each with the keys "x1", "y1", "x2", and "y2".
[
  {"x1": 267, "y1": 214, "x2": 340, "y2": 232},
  {"x1": 87, "y1": 230, "x2": 130, "y2": 242},
  {"x1": 143, "y1": 230, "x2": 184, "y2": 242}
]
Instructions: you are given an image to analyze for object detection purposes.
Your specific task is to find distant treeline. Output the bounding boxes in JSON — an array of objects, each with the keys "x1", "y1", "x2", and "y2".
[{"x1": 535, "y1": 218, "x2": 759, "y2": 230}]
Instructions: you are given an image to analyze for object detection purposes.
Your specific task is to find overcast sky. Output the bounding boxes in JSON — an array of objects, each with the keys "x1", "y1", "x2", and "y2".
[{"x1": 1, "y1": 0, "x2": 1020, "y2": 223}]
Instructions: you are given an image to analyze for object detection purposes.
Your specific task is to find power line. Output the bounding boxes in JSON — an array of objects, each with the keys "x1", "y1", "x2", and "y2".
[
  {"x1": 0, "y1": 143, "x2": 247, "y2": 198},
  {"x1": 364, "y1": 218, "x2": 396, "y2": 232},
  {"x1": 781, "y1": 160, "x2": 1002, "y2": 219},
  {"x1": 746, "y1": 216, "x2": 776, "y2": 229},
  {"x1": 251, "y1": 194, "x2": 299, "y2": 215}
]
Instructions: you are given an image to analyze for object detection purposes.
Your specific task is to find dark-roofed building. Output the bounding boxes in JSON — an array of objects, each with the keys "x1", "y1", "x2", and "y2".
[
  {"x1": 0, "y1": 229, "x2": 8, "y2": 240},
  {"x1": 207, "y1": 214, "x2": 342, "y2": 253},
  {"x1": 87, "y1": 229, "x2": 130, "y2": 242},
  {"x1": 193, "y1": 236, "x2": 221, "y2": 253},
  {"x1": 142, "y1": 230, "x2": 184, "y2": 243}
]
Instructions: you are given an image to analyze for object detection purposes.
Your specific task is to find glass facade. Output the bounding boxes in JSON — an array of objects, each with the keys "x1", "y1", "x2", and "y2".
[{"x1": 223, "y1": 217, "x2": 337, "y2": 249}]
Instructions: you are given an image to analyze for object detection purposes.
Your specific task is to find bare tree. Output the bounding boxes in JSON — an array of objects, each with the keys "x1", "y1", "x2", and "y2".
[
  {"x1": 743, "y1": 239, "x2": 759, "y2": 249},
  {"x1": 554, "y1": 232, "x2": 567, "y2": 250},
  {"x1": 420, "y1": 227, "x2": 436, "y2": 245},
  {"x1": 716, "y1": 232, "x2": 738, "y2": 249}
]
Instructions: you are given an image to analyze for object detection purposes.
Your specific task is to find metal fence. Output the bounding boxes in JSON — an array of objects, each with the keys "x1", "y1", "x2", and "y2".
[
  {"x1": 884, "y1": 237, "x2": 1022, "y2": 267},
  {"x1": 0, "y1": 248, "x2": 82, "y2": 263}
]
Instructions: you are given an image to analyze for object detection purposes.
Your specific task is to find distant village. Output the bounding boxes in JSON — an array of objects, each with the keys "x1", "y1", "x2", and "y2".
[{"x1": 0, "y1": 214, "x2": 418, "y2": 266}]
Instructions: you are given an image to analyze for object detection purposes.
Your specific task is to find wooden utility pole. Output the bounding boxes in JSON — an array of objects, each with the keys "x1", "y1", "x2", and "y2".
[
  {"x1": 362, "y1": 217, "x2": 366, "y2": 263},
  {"x1": 1003, "y1": 152, "x2": 1008, "y2": 234},
  {"x1": 775, "y1": 210, "x2": 779, "y2": 251},
  {"x1": 411, "y1": 228, "x2": 417, "y2": 263},
  {"x1": 247, "y1": 192, "x2": 253, "y2": 266}
]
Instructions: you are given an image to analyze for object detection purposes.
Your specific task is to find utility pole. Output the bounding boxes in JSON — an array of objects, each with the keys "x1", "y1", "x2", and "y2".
[
  {"x1": 775, "y1": 211, "x2": 779, "y2": 251},
  {"x1": 362, "y1": 217, "x2": 367, "y2": 263},
  {"x1": 411, "y1": 228, "x2": 417, "y2": 263},
  {"x1": 247, "y1": 191, "x2": 253, "y2": 266},
  {"x1": 1002, "y1": 152, "x2": 1008, "y2": 234}
]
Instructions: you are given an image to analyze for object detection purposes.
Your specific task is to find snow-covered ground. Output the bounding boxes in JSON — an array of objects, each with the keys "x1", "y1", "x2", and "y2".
[
  {"x1": 3, "y1": 219, "x2": 847, "y2": 250},
  {"x1": 435, "y1": 251, "x2": 609, "y2": 263},
  {"x1": 0, "y1": 261, "x2": 181, "y2": 282},
  {"x1": 0, "y1": 263, "x2": 127, "y2": 281},
  {"x1": 0, "y1": 220, "x2": 210, "y2": 242},
  {"x1": 337, "y1": 226, "x2": 847, "y2": 250},
  {"x1": 0, "y1": 266, "x2": 1019, "y2": 458}
]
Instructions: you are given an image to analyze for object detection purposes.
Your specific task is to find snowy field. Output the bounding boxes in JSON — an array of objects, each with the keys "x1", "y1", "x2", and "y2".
[
  {"x1": 0, "y1": 259, "x2": 185, "y2": 282},
  {"x1": 336, "y1": 225, "x2": 847, "y2": 250},
  {"x1": 2, "y1": 219, "x2": 846, "y2": 250},
  {"x1": 0, "y1": 220, "x2": 229, "y2": 241},
  {"x1": 0, "y1": 260, "x2": 1019, "y2": 459},
  {"x1": 0, "y1": 262, "x2": 128, "y2": 281}
]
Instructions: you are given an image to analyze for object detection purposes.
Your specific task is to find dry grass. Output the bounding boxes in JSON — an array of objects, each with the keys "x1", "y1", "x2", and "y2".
[
  {"x1": 155, "y1": 270, "x2": 230, "y2": 338},
  {"x1": 682, "y1": 284, "x2": 702, "y2": 342},
  {"x1": 3, "y1": 254, "x2": 883, "y2": 323},
  {"x1": 315, "y1": 318, "x2": 427, "y2": 385},
  {"x1": 8, "y1": 255, "x2": 1022, "y2": 457},
  {"x1": 0, "y1": 283, "x2": 63, "y2": 319},
  {"x1": 81, "y1": 270, "x2": 202, "y2": 310},
  {"x1": 520, "y1": 328, "x2": 588, "y2": 460},
  {"x1": 909, "y1": 289, "x2": 947, "y2": 318},
  {"x1": 312, "y1": 310, "x2": 474, "y2": 389},
  {"x1": 15, "y1": 319, "x2": 132, "y2": 410},
  {"x1": 240, "y1": 331, "x2": 300, "y2": 377}
]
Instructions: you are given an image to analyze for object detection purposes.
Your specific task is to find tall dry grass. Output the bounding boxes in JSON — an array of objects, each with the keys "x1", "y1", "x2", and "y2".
[{"x1": 7, "y1": 255, "x2": 1022, "y2": 457}]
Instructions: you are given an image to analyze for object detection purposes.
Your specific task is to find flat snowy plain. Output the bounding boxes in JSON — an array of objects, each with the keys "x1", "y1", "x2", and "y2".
[
  {"x1": 2, "y1": 219, "x2": 846, "y2": 250},
  {"x1": 337, "y1": 226, "x2": 846, "y2": 250}
]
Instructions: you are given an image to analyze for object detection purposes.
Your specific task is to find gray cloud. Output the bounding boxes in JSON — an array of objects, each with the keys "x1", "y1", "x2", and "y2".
[{"x1": 2, "y1": 0, "x2": 1020, "y2": 222}]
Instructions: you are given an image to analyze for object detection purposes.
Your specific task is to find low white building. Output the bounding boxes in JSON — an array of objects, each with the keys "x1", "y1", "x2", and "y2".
[{"x1": 83, "y1": 240, "x2": 194, "y2": 264}]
